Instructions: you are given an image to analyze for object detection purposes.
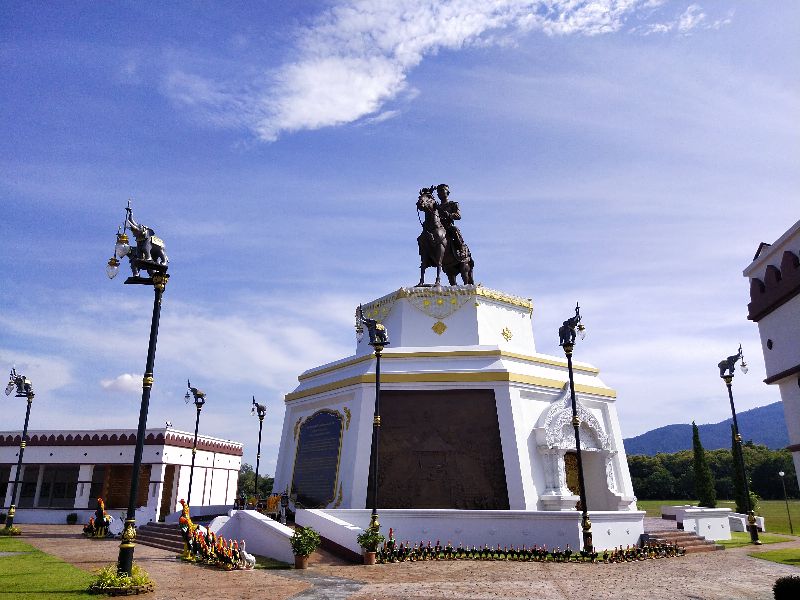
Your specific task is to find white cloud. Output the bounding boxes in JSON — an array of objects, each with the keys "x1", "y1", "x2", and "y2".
[
  {"x1": 162, "y1": 1, "x2": 728, "y2": 141},
  {"x1": 677, "y1": 4, "x2": 706, "y2": 33},
  {"x1": 100, "y1": 373, "x2": 142, "y2": 394}
]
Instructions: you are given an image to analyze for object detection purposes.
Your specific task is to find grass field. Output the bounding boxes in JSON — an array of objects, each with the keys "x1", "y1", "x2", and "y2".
[
  {"x1": 717, "y1": 531, "x2": 794, "y2": 548},
  {"x1": 0, "y1": 537, "x2": 100, "y2": 599},
  {"x1": 635, "y1": 499, "x2": 800, "y2": 536},
  {"x1": 751, "y1": 548, "x2": 800, "y2": 567}
]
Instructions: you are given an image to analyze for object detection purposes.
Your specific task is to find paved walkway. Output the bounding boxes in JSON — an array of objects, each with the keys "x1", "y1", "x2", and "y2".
[{"x1": 15, "y1": 524, "x2": 800, "y2": 600}]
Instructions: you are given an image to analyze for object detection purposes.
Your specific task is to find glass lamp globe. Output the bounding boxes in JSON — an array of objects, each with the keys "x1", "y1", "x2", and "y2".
[
  {"x1": 184, "y1": 390, "x2": 192, "y2": 404},
  {"x1": 115, "y1": 232, "x2": 130, "y2": 259},
  {"x1": 779, "y1": 471, "x2": 785, "y2": 477},
  {"x1": 106, "y1": 257, "x2": 120, "y2": 279},
  {"x1": 740, "y1": 361, "x2": 749, "y2": 374},
  {"x1": 577, "y1": 324, "x2": 586, "y2": 341}
]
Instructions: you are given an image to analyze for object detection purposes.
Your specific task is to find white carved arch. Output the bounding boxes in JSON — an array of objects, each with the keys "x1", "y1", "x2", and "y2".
[
  {"x1": 539, "y1": 381, "x2": 610, "y2": 451},
  {"x1": 535, "y1": 382, "x2": 619, "y2": 507}
]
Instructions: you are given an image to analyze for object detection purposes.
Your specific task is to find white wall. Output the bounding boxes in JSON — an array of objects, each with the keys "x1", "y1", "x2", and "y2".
[{"x1": 297, "y1": 508, "x2": 645, "y2": 552}]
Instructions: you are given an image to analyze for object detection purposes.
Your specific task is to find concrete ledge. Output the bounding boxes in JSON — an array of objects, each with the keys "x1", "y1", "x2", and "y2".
[
  {"x1": 296, "y1": 509, "x2": 645, "y2": 552},
  {"x1": 208, "y1": 510, "x2": 294, "y2": 563}
]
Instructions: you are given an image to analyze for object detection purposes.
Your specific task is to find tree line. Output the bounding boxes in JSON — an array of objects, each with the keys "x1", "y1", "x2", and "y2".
[{"x1": 629, "y1": 440, "x2": 798, "y2": 501}]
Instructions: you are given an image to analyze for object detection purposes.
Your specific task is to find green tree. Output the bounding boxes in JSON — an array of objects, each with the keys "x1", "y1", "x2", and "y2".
[
  {"x1": 731, "y1": 425, "x2": 748, "y2": 513},
  {"x1": 692, "y1": 422, "x2": 716, "y2": 508},
  {"x1": 236, "y1": 463, "x2": 274, "y2": 499}
]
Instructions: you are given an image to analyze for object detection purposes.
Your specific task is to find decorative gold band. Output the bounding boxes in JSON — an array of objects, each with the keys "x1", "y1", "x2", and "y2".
[
  {"x1": 152, "y1": 272, "x2": 168, "y2": 291},
  {"x1": 143, "y1": 375, "x2": 154, "y2": 388},
  {"x1": 373, "y1": 415, "x2": 381, "y2": 427},
  {"x1": 7, "y1": 506, "x2": 15, "y2": 517},
  {"x1": 20, "y1": 441, "x2": 26, "y2": 449},
  {"x1": 572, "y1": 415, "x2": 580, "y2": 427}
]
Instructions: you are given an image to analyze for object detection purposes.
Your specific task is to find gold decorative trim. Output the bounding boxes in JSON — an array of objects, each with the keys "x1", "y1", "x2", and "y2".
[
  {"x1": 120, "y1": 519, "x2": 136, "y2": 548},
  {"x1": 286, "y1": 371, "x2": 616, "y2": 401},
  {"x1": 343, "y1": 407, "x2": 351, "y2": 430},
  {"x1": 332, "y1": 483, "x2": 343, "y2": 508},
  {"x1": 501, "y1": 327, "x2": 513, "y2": 341},
  {"x1": 475, "y1": 287, "x2": 533, "y2": 312},
  {"x1": 298, "y1": 349, "x2": 600, "y2": 380},
  {"x1": 142, "y1": 375, "x2": 154, "y2": 388},
  {"x1": 431, "y1": 321, "x2": 447, "y2": 335}
]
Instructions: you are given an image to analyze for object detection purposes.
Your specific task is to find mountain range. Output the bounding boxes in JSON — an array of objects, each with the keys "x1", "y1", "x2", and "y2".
[{"x1": 622, "y1": 402, "x2": 788, "y2": 456}]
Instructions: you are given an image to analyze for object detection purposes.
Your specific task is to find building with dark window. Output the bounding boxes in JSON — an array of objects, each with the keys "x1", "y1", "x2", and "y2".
[{"x1": 1, "y1": 427, "x2": 242, "y2": 524}]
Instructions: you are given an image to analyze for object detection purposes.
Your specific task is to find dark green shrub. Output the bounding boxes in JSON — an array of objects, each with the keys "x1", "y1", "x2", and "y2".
[
  {"x1": 773, "y1": 575, "x2": 800, "y2": 599},
  {"x1": 66, "y1": 512, "x2": 78, "y2": 525}
]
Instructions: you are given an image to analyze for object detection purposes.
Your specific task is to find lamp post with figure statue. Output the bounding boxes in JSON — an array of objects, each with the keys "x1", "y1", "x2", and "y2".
[
  {"x1": 356, "y1": 305, "x2": 390, "y2": 533},
  {"x1": 718, "y1": 344, "x2": 760, "y2": 545},
  {"x1": 3, "y1": 368, "x2": 35, "y2": 531},
  {"x1": 106, "y1": 200, "x2": 170, "y2": 575},
  {"x1": 558, "y1": 302, "x2": 592, "y2": 555},
  {"x1": 184, "y1": 380, "x2": 207, "y2": 506},
  {"x1": 251, "y1": 397, "x2": 267, "y2": 502}
]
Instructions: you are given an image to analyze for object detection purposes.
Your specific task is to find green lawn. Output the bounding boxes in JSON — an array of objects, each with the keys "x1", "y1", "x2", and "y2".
[
  {"x1": 636, "y1": 499, "x2": 800, "y2": 536},
  {"x1": 717, "y1": 531, "x2": 794, "y2": 549},
  {"x1": 0, "y1": 537, "x2": 102, "y2": 599},
  {"x1": 750, "y1": 548, "x2": 800, "y2": 567}
]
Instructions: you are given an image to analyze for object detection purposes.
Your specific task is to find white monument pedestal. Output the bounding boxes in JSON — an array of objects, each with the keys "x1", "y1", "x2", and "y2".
[{"x1": 273, "y1": 285, "x2": 638, "y2": 518}]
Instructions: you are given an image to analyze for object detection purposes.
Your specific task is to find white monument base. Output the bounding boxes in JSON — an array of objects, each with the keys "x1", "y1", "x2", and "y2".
[
  {"x1": 296, "y1": 508, "x2": 645, "y2": 554},
  {"x1": 274, "y1": 286, "x2": 639, "y2": 516}
]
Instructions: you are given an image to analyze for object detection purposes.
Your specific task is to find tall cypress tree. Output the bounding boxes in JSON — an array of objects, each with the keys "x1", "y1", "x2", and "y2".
[
  {"x1": 692, "y1": 421, "x2": 717, "y2": 508},
  {"x1": 731, "y1": 424, "x2": 748, "y2": 514}
]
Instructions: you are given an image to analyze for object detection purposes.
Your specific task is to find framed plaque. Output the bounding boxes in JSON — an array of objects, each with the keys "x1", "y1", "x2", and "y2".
[{"x1": 290, "y1": 410, "x2": 344, "y2": 508}]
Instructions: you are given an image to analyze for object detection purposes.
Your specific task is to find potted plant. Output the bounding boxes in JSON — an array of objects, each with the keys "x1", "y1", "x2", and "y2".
[
  {"x1": 290, "y1": 526, "x2": 320, "y2": 569},
  {"x1": 356, "y1": 525, "x2": 385, "y2": 565}
]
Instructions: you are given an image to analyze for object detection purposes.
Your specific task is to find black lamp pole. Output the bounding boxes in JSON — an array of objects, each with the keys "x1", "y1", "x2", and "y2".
[
  {"x1": 778, "y1": 471, "x2": 794, "y2": 535},
  {"x1": 355, "y1": 305, "x2": 389, "y2": 532},
  {"x1": 558, "y1": 302, "x2": 592, "y2": 554},
  {"x1": 107, "y1": 202, "x2": 170, "y2": 575},
  {"x1": 185, "y1": 380, "x2": 207, "y2": 506},
  {"x1": 4, "y1": 369, "x2": 35, "y2": 530},
  {"x1": 252, "y1": 397, "x2": 267, "y2": 500},
  {"x1": 719, "y1": 344, "x2": 760, "y2": 545},
  {"x1": 369, "y1": 340, "x2": 386, "y2": 530}
]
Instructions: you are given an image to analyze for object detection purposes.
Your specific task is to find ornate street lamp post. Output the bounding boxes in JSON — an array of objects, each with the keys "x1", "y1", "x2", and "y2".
[
  {"x1": 184, "y1": 380, "x2": 207, "y2": 506},
  {"x1": 106, "y1": 201, "x2": 170, "y2": 575},
  {"x1": 356, "y1": 305, "x2": 389, "y2": 531},
  {"x1": 4, "y1": 368, "x2": 35, "y2": 530},
  {"x1": 558, "y1": 302, "x2": 592, "y2": 554},
  {"x1": 251, "y1": 397, "x2": 267, "y2": 501},
  {"x1": 778, "y1": 471, "x2": 794, "y2": 535},
  {"x1": 718, "y1": 344, "x2": 760, "y2": 544}
]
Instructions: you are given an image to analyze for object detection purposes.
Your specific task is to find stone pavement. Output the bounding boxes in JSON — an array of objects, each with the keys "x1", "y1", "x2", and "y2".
[{"x1": 15, "y1": 524, "x2": 800, "y2": 600}]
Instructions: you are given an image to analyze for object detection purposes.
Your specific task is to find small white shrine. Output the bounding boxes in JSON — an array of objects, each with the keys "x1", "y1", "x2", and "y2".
[{"x1": 272, "y1": 285, "x2": 641, "y2": 552}]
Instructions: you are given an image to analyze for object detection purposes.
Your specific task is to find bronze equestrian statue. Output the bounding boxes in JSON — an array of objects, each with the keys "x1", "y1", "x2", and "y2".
[{"x1": 416, "y1": 184, "x2": 474, "y2": 286}]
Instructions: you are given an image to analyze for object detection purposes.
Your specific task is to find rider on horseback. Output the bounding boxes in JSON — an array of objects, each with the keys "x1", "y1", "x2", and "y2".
[{"x1": 435, "y1": 184, "x2": 468, "y2": 262}]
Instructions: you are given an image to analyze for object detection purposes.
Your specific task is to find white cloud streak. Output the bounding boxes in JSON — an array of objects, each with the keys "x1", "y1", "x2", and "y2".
[{"x1": 162, "y1": 1, "x2": 729, "y2": 141}]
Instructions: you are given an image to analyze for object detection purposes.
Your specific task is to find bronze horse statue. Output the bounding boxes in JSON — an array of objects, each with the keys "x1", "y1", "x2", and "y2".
[
  {"x1": 416, "y1": 185, "x2": 475, "y2": 286},
  {"x1": 416, "y1": 186, "x2": 447, "y2": 286}
]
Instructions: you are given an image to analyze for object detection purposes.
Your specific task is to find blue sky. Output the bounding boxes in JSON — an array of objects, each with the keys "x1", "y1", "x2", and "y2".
[{"x1": 1, "y1": 1, "x2": 798, "y2": 475}]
